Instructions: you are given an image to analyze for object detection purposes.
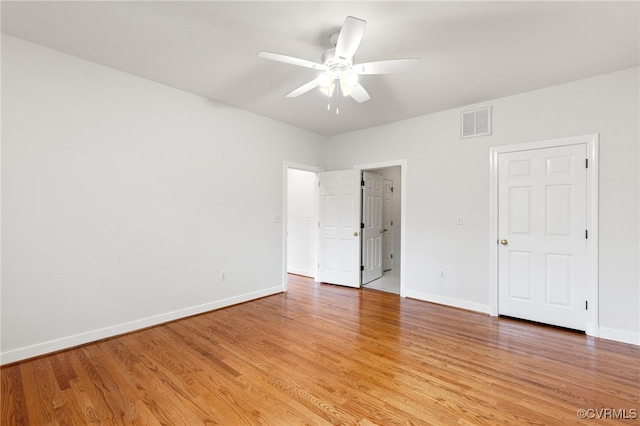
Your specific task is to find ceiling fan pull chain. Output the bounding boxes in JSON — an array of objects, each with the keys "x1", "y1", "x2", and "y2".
[{"x1": 335, "y1": 81, "x2": 340, "y2": 115}]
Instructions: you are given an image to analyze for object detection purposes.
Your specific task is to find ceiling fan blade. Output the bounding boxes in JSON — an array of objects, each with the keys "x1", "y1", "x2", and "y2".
[
  {"x1": 258, "y1": 51, "x2": 326, "y2": 70},
  {"x1": 286, "y1": 78, "x2": 322, "y2": 98},
  {"x1": 348, "y1": 83, "x2": 370, "y2": 103},
  {"x1": 353, "y1": 58, "x2": 422, "y2": 75},
  {"x1": 335, "y1": 16, "x2": 367, "y2": 61}
]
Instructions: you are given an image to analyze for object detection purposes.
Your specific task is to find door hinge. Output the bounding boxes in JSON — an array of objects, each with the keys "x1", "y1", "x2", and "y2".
[
  {"x1": 361, "y1": 222, "x2": 365, "y2": 229},
  {"x1": 360, "y1": 265, "x2": 364, "y2": 271},
  {"x1": 585, "y1": 158, "x2": 589, "y2": 168},
  {"x1": 585, "y1": 229, "x2": 588, "y2": 239},
  {"x1": 391, "y1": 220, "x2": 393, "y2": 226},
  {"x1": 391, "y1": 187, "x2": 394, "y2": 193},
  {"x1": 390, "y1": 254, "x2": 393, "y2": 259},
  {"x1": 585, "y1": 300, "x2": 588, "y2": 310},
  {"x1": 361, "y1": 179, "x2": 365, "y2": 187}
]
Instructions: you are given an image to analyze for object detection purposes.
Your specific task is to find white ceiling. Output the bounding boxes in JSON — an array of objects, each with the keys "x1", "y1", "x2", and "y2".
[{"x1": 2, "y1": 1, "x2": 638, "y2": 136}]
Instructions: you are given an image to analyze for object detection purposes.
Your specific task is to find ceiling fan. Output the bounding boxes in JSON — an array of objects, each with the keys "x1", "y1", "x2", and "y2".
[{"x1": 258, "y1": 16, "x2": 421, "y2": 105}]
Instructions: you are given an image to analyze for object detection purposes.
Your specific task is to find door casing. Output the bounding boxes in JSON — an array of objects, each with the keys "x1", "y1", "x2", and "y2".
[{"x1": 489, "y1": 134, "x2": 599, "y2": 336}]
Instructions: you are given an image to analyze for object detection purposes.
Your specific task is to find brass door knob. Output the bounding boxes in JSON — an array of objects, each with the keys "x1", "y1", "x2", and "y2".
[
  {"x1": 354, "y1": 231, "x2": 359, "y2": 237},
  {"x1": 500, "y1": 239, "x2": 508, "y2": 246}
]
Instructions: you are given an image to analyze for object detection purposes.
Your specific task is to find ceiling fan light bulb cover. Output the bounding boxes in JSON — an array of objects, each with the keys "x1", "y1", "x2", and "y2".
[
  {"x1": 319, "y1": 82, "x2": 335, "y2": 97},
  {"x1": 344, "y1": 70, "x2": 358, "y2": 86},
  {"x1": 340, "y1": 82, "x2": 355, "y2": 97},
  {"x1": 318, "y1": 72, "x2": 333, "y2": 87}
]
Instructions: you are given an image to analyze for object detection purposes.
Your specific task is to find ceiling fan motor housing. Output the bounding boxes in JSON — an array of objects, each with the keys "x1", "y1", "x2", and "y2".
[
  {"x1": 329, "y1": 31, "x2": 340, "y2": 47},
  {"x1": 321, "y1": 48, "x2": 351, "y2": 78}
]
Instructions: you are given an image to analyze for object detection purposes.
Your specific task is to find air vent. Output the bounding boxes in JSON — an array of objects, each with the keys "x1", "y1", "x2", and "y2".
[{"x1": 461, "y1": 106, "x2": 492, "y2": 138}]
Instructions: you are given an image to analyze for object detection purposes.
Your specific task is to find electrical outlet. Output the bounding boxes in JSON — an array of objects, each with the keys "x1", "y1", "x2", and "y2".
[
  {"x1": 439, "y1": 269, "x2": 446, "y2": 279},
  {"x1": 220, "y1": 271, "x2": 226, "y2": 281}
]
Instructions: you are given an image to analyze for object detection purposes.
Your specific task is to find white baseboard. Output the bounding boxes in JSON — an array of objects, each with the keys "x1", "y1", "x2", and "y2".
[
  {"x1": 1, "y1": 285, "x2": 283, "y2": 365},
  {"x1": 405, "y1": 292, "x2": 639, "y2": 347},
  {"x1": 287, "y1": 268, "x2": 314, "y2": 278},
  {"x1": 598, "y1": 327, "x2": 640, "y2": 346},
  {"x1": 404, "y1": 290, "x2": 491, "y2": 315}
]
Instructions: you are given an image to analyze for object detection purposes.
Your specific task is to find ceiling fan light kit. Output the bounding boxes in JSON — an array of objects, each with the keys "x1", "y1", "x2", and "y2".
[{"x1": 258, "y1": 16, "x2": 421, "y2": 109}]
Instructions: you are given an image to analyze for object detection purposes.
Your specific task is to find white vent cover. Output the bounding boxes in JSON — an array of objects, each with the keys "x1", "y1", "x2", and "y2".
[{"x1": 461, "y1": 106, "x2": 492, "y2": 138}]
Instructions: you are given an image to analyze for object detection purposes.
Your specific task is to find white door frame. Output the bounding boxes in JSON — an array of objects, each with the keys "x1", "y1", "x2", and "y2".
[
  {"x1": 489, "y1": 134, "x2": 599, "y2": 336},
  {"x1": 283, "y1": 161, "x2": 324, "y2": 292},
  {"x1": 354, "y1": 159, "x2": 407, "y2": 297}
]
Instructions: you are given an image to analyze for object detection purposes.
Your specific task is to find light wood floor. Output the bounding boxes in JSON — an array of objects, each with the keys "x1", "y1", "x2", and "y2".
[{"x1": 2, "y1": 274, "x2": 639, "y2": 425}]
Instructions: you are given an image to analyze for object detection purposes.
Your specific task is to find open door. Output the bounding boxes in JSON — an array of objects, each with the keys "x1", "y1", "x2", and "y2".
[
  {"x1": 361, "y1": 172, "x2": 383, "y2": 284},
  {"x1": 317, "y1": 169, "x2": 361, "y2": 288},
  {"x1": 382, "y1": 178, "x2": 394, "y2": 272}
]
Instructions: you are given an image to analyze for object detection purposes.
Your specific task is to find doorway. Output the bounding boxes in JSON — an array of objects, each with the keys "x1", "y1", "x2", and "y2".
[
  {"x1": 283, "y1": 162, "x2": 323, "y2": 291},
  {"x1": 287, "y1": 168, "x2": 317, "y2": 278},
  {"x1": 284, "y1": 160, "x2": 405, "y2": 296},
  {"x1": 360, "y1": 166, "x2": 401, "y2": 294},
  {"x1": 356, "y1": 160, "x2": 406, "y2": 296}
]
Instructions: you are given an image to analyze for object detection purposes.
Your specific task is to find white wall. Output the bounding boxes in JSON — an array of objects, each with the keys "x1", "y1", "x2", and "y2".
[
  {"x1": 327, "y1": 67, "x2": 640, "y2": 344},
  {"x1": 2, "y1": 36, "x2": 638, "y2": 365},
  {"x1": 1, "y1": 36, "x2": 326, "y2": 363},
  {"x1": 287, "y1": 169, "x2": 316, "y2": 277}
]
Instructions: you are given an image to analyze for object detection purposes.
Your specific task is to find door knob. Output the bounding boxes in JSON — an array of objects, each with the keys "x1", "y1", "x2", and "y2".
[
  {"x1": 380, "y1": 229, "x2": 387, "y2": 234},
  {"x1": 500, "y1": 239, "x2": 508, "y2": 246},
  {"x1": 354, "y1": 231, "x2": 359, "y2": 237}
]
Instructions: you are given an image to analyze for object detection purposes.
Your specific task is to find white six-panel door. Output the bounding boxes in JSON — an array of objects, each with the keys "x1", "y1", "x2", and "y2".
[
  {"x1": 362, "y1": 172, "x2": 383, "y2": 284},
  {"x1": 382, "y1": 179, "x2": 394, "y2": 272},
  {"x1": 318, "y1": 170, "x2": 362, "y2": 288},
  {"x1": 498, "y1": 144, "x2": 587, "y2": 330}
]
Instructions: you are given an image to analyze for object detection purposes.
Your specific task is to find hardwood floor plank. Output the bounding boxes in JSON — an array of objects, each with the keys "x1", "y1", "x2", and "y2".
[
  {"x1": 47, "y1": 352, "x2": 77, "y2": 392},
  {"x1": 1, "y1": 364, "x2": 30, "y2": 425},
  {"x1": 66, "y1": 347, "x2": 126, "y2": 424},
  {"x1": 19, "y1": 357, "x2": 71, "y2": 426},
  {"x1": 63, "y1": 381, "x2": 104, "y2": 425},
  {"x1": 3, "y1": 275, "x2": 639, "y2": 425},
  {"x1": 131, "y1": 400, "x2": 163, "y2": 426}
]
